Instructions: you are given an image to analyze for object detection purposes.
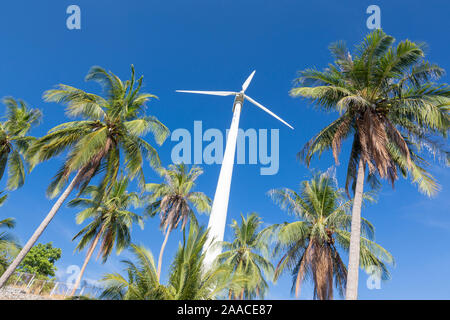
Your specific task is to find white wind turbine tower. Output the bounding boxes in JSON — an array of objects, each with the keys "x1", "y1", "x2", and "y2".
[{"x1": 176, "y1": 71, "x2": 293, "y2": 269}]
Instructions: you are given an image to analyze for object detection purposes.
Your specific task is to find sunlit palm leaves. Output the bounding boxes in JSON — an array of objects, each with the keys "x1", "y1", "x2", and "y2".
[
  {"x1": 29, "y1": 65, "x2": 169, "y2": 198},
  {"x1": 100, "y1": 224, "x2": 243, "y2": 300},
  {"x1": 100, "y1": 244, "x2": 168, "y2": 300},
  {"x1": 268, "y1": 170, "x2": 393, "y2": 299},
  {"x1": 143, "y1": 163, "x2": 211, "y2": 279},
  {"x1": 0, "y1": 192, "x2": 7, "y2": 206},
  {"x1": 291, "y1": 29, "x2": 449, "y2": 196},
  {"x1": 168, "y1": 224, "x2": 243, "y2": 299},
  {"x1": 0, "y1": 97, "x2": 41, "y2": 191},
  {"x1": 69, "y1": 177, "x2": 143, "y2": 262},
  {"x1": 217, "y1": 213, "x2": 274, "y2": 299},
  {"x1": 291, "y1": 29, "x2": 447, "y2": 299},
  {"x1": 145, "y1": 163, "x2": 211, "y2": 230},
  {"x1": 66, "y1": 176, "x2": 144, "y2": 295},
  {"x1": 0, "y1": 66, "x2": 170, "y2": 288},
  {"x1": 0, "y1": 218, "x2": 21, "y2": 275}
]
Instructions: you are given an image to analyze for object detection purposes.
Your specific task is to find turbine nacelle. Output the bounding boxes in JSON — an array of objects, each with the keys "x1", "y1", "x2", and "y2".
[
  {"x1": 176, "y1": 71, "x2": 294, "y2": 130},
  {"x1": 233, "y1": 93, "x2": 245, "y2": 111}
]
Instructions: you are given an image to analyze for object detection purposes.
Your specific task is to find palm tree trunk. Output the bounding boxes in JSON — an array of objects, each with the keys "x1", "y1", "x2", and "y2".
[
  {"x1": 70, "y1": 227, "x2": 104, "y2": 296},
  {"x1": 0, "y1": 170, "x2": 83, "y2": 288},
  {"x1": 157, "y1": 225, "x2": 172, "y2": 281},
  {"x1": 345, "y1": 158, "x2": 365, "y2": 300}
]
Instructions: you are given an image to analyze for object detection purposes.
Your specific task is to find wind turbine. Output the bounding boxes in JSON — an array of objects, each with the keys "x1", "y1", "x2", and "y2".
[{"x1": 176, "y1": 71, "x2": 293, "y2": 269}]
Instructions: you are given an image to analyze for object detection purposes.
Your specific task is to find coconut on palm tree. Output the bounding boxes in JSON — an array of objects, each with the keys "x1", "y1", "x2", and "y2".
[
  {"x1": 217, "y1": 213, "x2": 274, "y2": 300},
  {"x1": 290, "y1": 30, "x2": 449, "y2": 299},
  {"x1": 0, "y1": 97, "x2": 41, "y2": 191},
  {"x1": 0, "y1": 65, "x2": 169, "y2": 287},
  {"x1": 67, "y1": 176, "x2": 143, "y2": 295},
  {"x1": 144, "y1": 163, "x2": 211, "y2": 281},
  {"x1": 268, "y1": 170, "x2": 394, "y2": 300},
  {"x1": 100, "y1": 223, "x2": 243, "y2": 300}
]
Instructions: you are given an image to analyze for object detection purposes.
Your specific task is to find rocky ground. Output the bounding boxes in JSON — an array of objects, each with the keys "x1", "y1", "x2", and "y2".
[{"x1": 0, "y1": 286, "x2": 56, "y2": 300}]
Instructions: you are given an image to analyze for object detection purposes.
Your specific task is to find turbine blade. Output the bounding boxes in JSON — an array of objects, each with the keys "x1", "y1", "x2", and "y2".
[
  {"x1": 176, "y1": 90, "x2": 236, "y2": 96},
  {"x1": 241, "y1": 71, "x2": 256, "y2": 92},
  {"x1": 244, "y1": 95, "x2": 294, "y2": 129}
]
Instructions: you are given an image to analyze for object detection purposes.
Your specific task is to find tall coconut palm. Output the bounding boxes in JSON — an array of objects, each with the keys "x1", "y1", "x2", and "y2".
[
  {"x1": 0, "y1": 65, "x2": 169, "y2": 287},
  {"x1": 217, "y1": 213, "x2": 274, "y2": 300},
  {"x1": 0, "y1": 97, "x2": 41, "y2": 191},
  {"x1": 144, "y1": 163, "x2": 211, "y2": 281},
  {"x1": 268, "y1": 170, "x2": 394, "y2": 300},
  {"x1": 67, "y1": 177, "x2": 143, "y2": 296},
  {"x1": 100, "y1": 223, "x2": 244, "y2": 300},
  {"x1": 290, "y1": 30, "x2": 449, "y2": 299}
]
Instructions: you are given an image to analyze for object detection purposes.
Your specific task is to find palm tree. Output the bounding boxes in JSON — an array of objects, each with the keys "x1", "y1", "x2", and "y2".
[
  {"x1": 0, "y1": 192, "x2": 7, "y2": 207},
  {"x1": 144, "y1": 163, "x2": 211, "y2": 281},
  {"x1": 100, "y1": 224, "x2": 244, "y2": 300},
  {"x1": 0, "y1": 97, "x2": 40, "y2": 277},
  {"x1": 290, "y1": 30, "x2": 449, "y2": 299},
  {"x1": 268, "y1": 170, "x2": 394, "y2": 300},
  {"x1": 67, "y1": 176, "x2": 143, "y2": 295},
  {"x1": 0, "y1": 218, "x2": 21, "y2": 275},
  {"x1": 0, "y1": 65, "x2": 169, "y2": 287},
  {"x1": 217, "y1": 213, "x2": 274, "y2": 300},
  {"x1": 100, "y1": 244, "x2": 169, "y2": 300},
  {"x1": 168, "y1": 224, "x2": 241, "y2": 299},
  {"x1": 0, "y1": 97, "x2": 41, "y2": 191}
]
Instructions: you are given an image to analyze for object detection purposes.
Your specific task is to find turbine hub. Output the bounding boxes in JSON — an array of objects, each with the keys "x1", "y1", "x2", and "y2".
[{"x1": 232, "y1": 93, "x2": 244, "y2": 112}]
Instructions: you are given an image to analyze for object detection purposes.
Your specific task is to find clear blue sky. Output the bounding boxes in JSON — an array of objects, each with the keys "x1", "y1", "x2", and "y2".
[{"x1": 0, "y1": 0, "x2": 449, "y2": 299}]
